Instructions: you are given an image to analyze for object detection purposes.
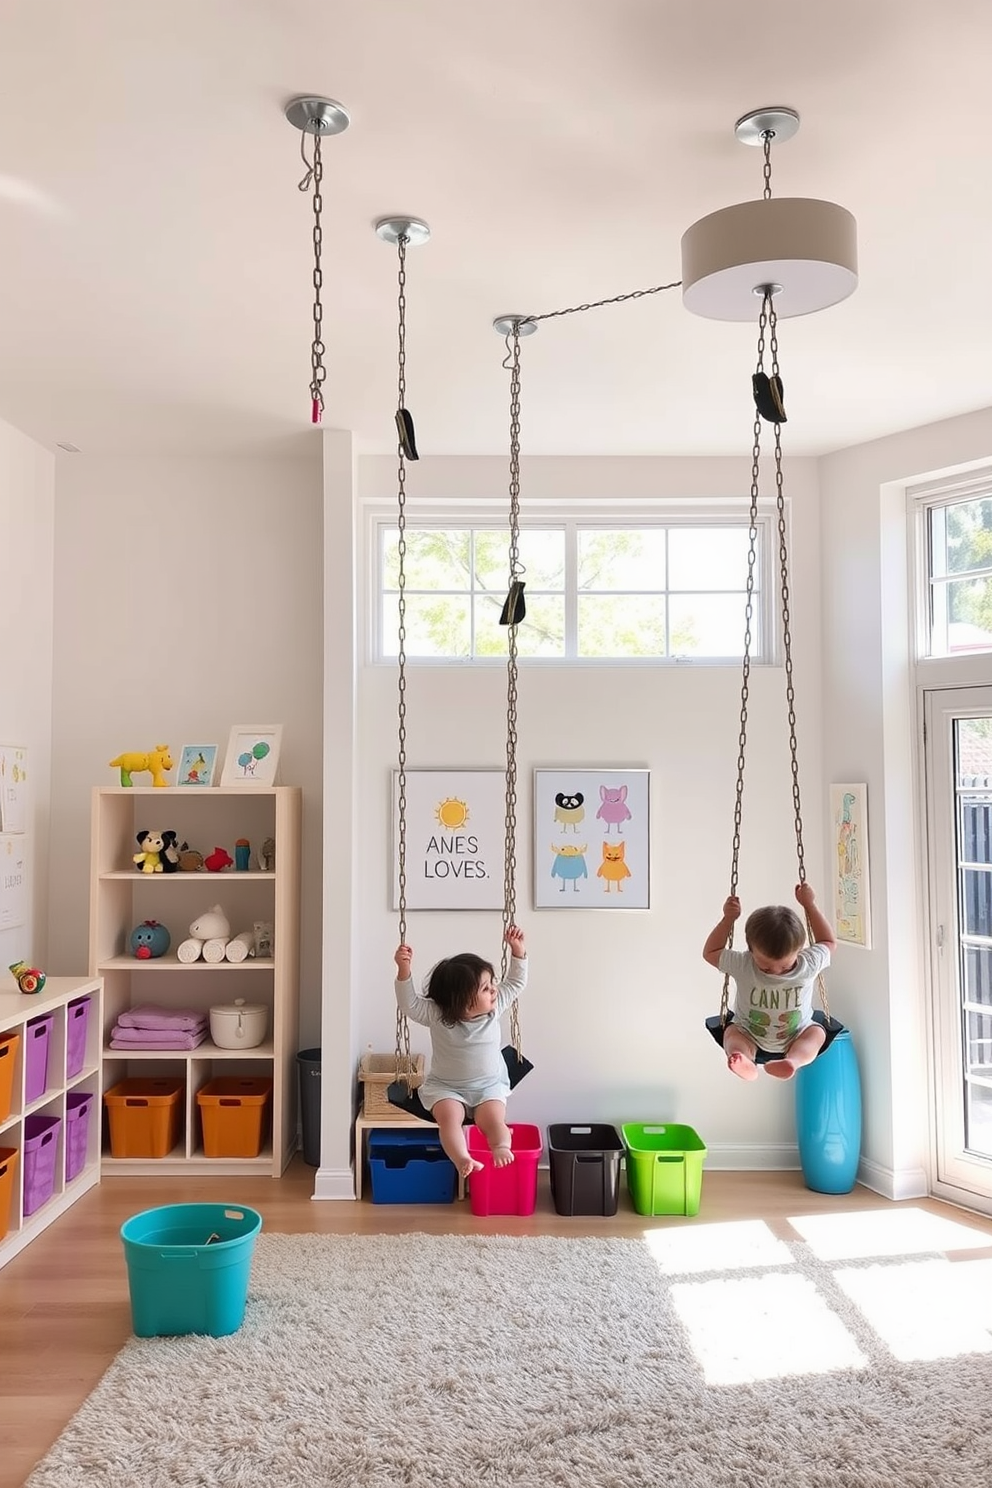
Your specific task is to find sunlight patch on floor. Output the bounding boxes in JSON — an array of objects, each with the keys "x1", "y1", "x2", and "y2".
[
  {"x1": 835, "y1": 1257, "x2": 992, "y2": 1362},
  {"x1": 643, "y1": 1220, "x2": 794, "y2": 1276},
  {"x1": 788, "y1": 1206, "x2": 992, "y2": 1261},
  {"x1": 670, "y1": 1273, "x2": 866, "y2": 1385}
]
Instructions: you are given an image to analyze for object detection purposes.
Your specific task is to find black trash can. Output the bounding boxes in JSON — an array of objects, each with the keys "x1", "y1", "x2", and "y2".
[{"x1": 297, "y1": 1047, "x2": 321, "y2": 1166}]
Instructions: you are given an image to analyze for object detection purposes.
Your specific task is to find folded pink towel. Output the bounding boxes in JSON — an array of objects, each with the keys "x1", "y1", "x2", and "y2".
[
  {"x1": 117, "y1": 1005, "x2": 208, "y2": 1032},
  {"x1": 110, "y1": 1026, "x2": 208, "y2": 1050}
]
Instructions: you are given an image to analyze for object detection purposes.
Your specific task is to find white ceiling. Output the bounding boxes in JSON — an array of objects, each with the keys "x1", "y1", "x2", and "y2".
[{"x1": 2, "y1": 0, "x2": 992, "y2": 459}]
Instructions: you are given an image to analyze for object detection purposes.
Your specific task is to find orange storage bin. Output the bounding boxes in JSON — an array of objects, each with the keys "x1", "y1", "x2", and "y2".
[
  {"x1": 0, "y1": 1146, "x2": 19, "y2": 1240},
  {"x1": 104, "y1": 1078, "x2": 184, "y2": 1159},
  {"x1": 196, "y1": 1077, "x2": 272, "y2": 1158},
  {"x1": 0, "y1": 1032, "x2": 19, "y2": 1123}
]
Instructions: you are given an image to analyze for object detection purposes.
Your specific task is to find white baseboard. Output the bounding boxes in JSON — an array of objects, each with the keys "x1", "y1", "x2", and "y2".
[
  {"x1": 311, "y1": 1166, "x2": 357, "y2": 1201},
  {"x1": 855, "y1": 1156, "x2": 929, "y2": 1200},
  {"x1": 704, "y1": 1143, "x2": 801, "y2": 1170}
]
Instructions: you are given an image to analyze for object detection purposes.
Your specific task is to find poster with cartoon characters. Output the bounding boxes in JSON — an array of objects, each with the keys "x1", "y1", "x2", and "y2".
[
  {"x1": 533, "y1": 768, "x2": 650, "y2": 909},
  {"x1": 392, "y1": 769, "x2": 506, "y2": 911}
]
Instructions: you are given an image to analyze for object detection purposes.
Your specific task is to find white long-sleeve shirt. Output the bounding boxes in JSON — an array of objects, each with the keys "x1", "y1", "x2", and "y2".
[{"x1": 394, "y1": 955, "x2": 528, "y2": 1090}]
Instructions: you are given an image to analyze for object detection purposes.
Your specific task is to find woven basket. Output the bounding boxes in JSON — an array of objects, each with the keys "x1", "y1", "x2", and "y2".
[{"x1": 359, "y1": 1051, "x2": 425, "y2": 1116}]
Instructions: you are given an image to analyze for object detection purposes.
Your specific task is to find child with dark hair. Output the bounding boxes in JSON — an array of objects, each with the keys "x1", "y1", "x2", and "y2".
[
  {"x1": 394, "y1": 926, "x2": 527, "y2": 1179},
  {"x1": 703, "y1": 883, "x2": 836, "y2": 1081}
]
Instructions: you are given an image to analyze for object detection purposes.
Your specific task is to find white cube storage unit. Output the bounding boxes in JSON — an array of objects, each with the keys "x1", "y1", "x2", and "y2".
[{"x1": 90, "y1": 786, "x2": 301, "y2": 1177}]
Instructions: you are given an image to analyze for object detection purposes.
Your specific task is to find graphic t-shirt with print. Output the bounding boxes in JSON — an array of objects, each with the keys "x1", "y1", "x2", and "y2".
[{"x1": 717, "y1": 944, "x2": 831, "y2": 1054}]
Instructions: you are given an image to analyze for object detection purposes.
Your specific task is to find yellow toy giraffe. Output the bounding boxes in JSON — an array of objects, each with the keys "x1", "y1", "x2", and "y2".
[{"x1": 108, "y1": 744, "x2": 174, "y2": 788}]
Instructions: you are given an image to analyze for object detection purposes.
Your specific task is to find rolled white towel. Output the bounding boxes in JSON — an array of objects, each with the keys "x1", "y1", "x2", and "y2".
[
  {"x1": 224, "y1": 931, "x2": 255, "y2": 964},
  {"x1": 201, "y1": 937, "x2": 228, "y2": 964},
  {"x1": 176, "y1": 938, "x2": 204, "y2": 964}
]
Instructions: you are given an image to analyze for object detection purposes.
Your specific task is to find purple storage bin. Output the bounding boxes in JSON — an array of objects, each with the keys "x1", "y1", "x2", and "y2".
[
  {"x1": 24, "y1": 1015, "x2": 54, "y2": 1105},
  {"x1": 66, "y1": 997, "x2": 92, "y2": 1080},
  {"x1": 23, "y1": 1113, "x2": 60, "y2": 1216},
  {"x1": 65, "y1": 1092, "x2": 93, "y2": 1183}
]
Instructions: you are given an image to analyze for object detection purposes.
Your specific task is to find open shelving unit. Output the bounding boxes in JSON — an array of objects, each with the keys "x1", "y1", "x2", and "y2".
[
  {"x1": 0, "y1": 975, "x2": 103, "y2": 1271},
  {"x1": 90, "y1": 785, "x2": 301, "y2": 1177}
]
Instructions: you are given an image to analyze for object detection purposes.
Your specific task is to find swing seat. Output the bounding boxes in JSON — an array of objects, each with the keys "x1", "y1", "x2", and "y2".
[
  {"x1": 386, "y1": 1045, "x2": 534, "y2": 1123},
  {"x1": 705, "y1": 1008, "x2": 844, "y2": 1065}
]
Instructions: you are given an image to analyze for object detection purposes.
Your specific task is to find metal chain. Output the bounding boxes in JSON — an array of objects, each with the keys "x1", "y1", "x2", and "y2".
[
  {"x1": 719, "y1": 298, "x2": 766, "y2": 1025},
  {"x1": 762, "y1": 130, "x2": 774, "y2": 200},
  {"x1": 504, "y1": 327, "x2": 522, "y2": 1054},
  {"x1": 527, "y1": 278, "x2": 682, "y2": 326},
  {"x1": 297, "y1": 129, "x2": 327, "y2": 425},
  {"x1": 393, "y1": 233, "x2": 413, "y2": 1073}
]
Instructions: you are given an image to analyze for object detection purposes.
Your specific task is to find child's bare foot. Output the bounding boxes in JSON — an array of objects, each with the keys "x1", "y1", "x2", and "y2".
[
  {"x1": 728, "y1": 1050, "x2": 759, "y2": 1081},
  {"x1": 765, "y1": 1058, "x2": 797, "y2": 1081},
  {"x1": 491, "y1": 1143, "x2": 515, "y2": 1168},
  {"x1": 457, "y1": 1154, "x2": 484, "y2": 1179}
]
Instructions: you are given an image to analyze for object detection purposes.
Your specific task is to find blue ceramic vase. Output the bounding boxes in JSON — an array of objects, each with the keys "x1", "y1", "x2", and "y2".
[{"x1": 795, "y1": 1028, "x2": 862, "y2": 1194}]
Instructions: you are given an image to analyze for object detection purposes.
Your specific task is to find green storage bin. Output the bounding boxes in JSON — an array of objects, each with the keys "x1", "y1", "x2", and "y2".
[{"x1": 621, "y1": 1122, "x2": 707, "y2": 1216}]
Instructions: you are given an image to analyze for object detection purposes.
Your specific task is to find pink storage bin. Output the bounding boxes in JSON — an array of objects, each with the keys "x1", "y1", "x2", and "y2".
[
  {"x1": 66, "y1": 997, "x2": 92, "y2": 1080},
  {"x1": 65, "y1": 1091, "x2": 94, "y2": 1183},
  {"x1": 466, "y1": 1122, "x2": 542, "y2": 1216},
  {"x1": 23, "y1": 1113, "x2": 60, "y2": 1216},
  {"x1": 24, "y1": 1015, "x2": 54, "y2": 1104}
]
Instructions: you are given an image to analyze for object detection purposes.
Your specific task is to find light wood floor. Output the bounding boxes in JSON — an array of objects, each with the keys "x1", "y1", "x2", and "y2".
[{"x1": 3, "y1": 1160, "x2": 992, "y2": 1488}]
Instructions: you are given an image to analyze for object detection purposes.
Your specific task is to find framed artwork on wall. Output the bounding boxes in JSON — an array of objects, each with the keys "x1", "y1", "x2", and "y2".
[
  {"x1": 830, "y1": 783, "x2": 872, "y2": 948},
  {"x1": 391, "y1": 768, "x2": 506, "y2": 911},
  {"x1": 221, "y1": 726, "x2": 283, "y2": 787},
  {"x1": 175, "y1": 744, "x2": 219, "y2": 788},
  {"x1": 0, "y1": 744, "x2": 28, "y2": 832},
  {"x1": 534, "y1": 767, "x2": 650, "y2": 909}
]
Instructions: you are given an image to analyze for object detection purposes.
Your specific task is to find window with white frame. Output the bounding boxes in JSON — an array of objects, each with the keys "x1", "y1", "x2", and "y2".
[
  {"x1": 373, "y1": 511, "x2": 775, "y2": 664},
  {"x1": 919, "y1": 483, "x2": 992, "y2": 658}
]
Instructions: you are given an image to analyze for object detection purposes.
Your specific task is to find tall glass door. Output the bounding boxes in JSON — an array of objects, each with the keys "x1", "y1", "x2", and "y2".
[{"x1": 925, "y1": 686, "x2": 992, "y2": 1208}]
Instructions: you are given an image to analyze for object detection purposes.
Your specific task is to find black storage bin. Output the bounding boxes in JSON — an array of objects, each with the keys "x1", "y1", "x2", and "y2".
[
  {"x1": 547, "y1": 1123, "x2": 625, "y2": 1216},
  {"x1": 297, "y1": 1047, "x2": 321, "y2": 1166}
]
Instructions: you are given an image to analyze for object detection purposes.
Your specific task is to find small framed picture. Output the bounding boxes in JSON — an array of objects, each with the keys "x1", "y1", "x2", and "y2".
[
  {"x1": 221, "y1": 725, "x2": 283, "y2": 787},
  {"x1": 175, "y1": 744, "x2": 219, "y2": 788}
]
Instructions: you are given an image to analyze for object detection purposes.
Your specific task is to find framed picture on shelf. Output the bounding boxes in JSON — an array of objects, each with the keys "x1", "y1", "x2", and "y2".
[
  {"x1": 221, "y1": 725, "x2": 283, "y2": 787},
  {"x1": 175, "y1": 744, "x2": 219, "y2": 788},
  {"x1": 534, "y1": 767, "x2": 650, "y2": 909}
]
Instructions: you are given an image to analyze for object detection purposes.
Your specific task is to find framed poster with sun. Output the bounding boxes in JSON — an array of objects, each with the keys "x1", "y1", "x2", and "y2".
[{"x1": 391, "y1": 769, "x2": 506, "y2": 910}]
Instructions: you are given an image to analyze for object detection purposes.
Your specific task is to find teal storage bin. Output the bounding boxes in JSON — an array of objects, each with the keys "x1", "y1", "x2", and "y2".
[
  {"x1": 795, "y1": 1029, "x2": 862, "y2": 1194},
  {"x1": 622, "y1": 1123, "x2": 707, "y2": 1216},
  {"x1": 120, "y1": 1202, "x2": 262, "y2": 1337}
]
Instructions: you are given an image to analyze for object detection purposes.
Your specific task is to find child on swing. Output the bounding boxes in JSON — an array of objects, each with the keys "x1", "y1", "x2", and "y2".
[
  {"x1": 393, "y1": 925, "x2": 527, "y2": 1179},
  {"x1": 703, "y1": 882, "x2": 836, "y2": 1081}
]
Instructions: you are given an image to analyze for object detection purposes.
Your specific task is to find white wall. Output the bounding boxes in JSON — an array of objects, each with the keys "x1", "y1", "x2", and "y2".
[
  {"x1": 47, "y1": 450, "x2": 326, "y2": 1053},
  {"x1": 315, "y1": 452, "x2": 829, "y2": 1192},
  {"x1": 821, "y1": 406, "x2": 992, "y2": 1198},
  {"x1": 0, "y1": 419, "x2": 54, "y2": 974}
]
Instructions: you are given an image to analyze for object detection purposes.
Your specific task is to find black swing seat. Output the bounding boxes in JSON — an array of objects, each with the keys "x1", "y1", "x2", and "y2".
[
  {"x1": 386, "y1": 1045, "x2": 534, "y2": 1122},
  {"x1": 705, "y1": 1008, "x2": 845, "y2": 1066}
]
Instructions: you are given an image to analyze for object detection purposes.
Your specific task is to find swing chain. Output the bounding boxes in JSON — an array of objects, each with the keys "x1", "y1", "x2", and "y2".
[
  {"x1": 504, "y1": 326, "x2": 522, "y2": 1052},
  {"x1": 298, "y1": 129, "x2": 327, "y2": 424},
  {"x1": 761, "y1": 130, "x2": 774, "y2": 201},
  {"x1": 527, "y1": 278, "x2": 683, "y2": 325},
  {"x1": 394, "y1": 232, "x2": 415, "y2": 1076}
]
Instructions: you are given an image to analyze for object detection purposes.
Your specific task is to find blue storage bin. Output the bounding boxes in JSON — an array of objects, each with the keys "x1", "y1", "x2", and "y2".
[
  {"x1": 120, "y1": 1202, "x2": 262, "y2": 1337},
  {"x1": 368, "y1": 1129, "x2": 456, "y2": 1204},
  {"x1": 795, "y1": 1029, "x2": 862, "y2": 1194}
]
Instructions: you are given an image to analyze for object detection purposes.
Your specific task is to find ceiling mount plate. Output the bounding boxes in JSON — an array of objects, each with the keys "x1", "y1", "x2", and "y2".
[
  {"x1": 374, "y1": 217, "x2": 431, "y2": 246},
  {"x1": 284, "y1": 96, "x2": 351, "y2": 136},
  {"x1": 493, "y1": 315, "x2": 538, "y2": 336},
  {"x1": 734, "y1": 107, "x2": 800, "y2": 146}
]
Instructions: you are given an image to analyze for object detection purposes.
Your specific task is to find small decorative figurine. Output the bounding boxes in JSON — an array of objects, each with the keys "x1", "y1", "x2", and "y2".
[
  {"x1": 133, "y1": 829, "x2": 166, "y2": 874},
  {"x1": 258, "y1": 837, "x2": 276, "y2": 872},
  {"x1": 234, "y1": 838, "x2": 251, "y2": 872},
  {"x1": 177, "y1": 841, "x2": 204, "y2": 872},
  {"x1": 10, "y1": 960, "x2": 46, "y2": 994},
  {"x1": 204, "y1": 846, "x2": 234, "y2": 873},
  {"x1": 108, "y1": 745, "x2": 174, "y2": 788},
  {"x1": 129, "y1": 920, "x2": 171, "y2": 959}
]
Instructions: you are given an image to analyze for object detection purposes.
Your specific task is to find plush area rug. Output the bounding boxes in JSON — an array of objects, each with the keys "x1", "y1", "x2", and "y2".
[{"x1": 26, "y1": 1224, "x2": 992, "y2": 1487}]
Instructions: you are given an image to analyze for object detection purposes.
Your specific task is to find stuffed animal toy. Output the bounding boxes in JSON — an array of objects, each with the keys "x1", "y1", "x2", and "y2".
[
  {"x1": 133, "y1": 829, "x2": 166, "y2": 874},
  {"x1": 109, "y1": 745, "x2": 174, "y2": 788},
  {"x1": 9, "y1": 959, "x2": 45, "y2": 994},
  {"x1": 159, "y1": 830, "x2": 181, "y2": 873},
  {"x1": 204, "y1": 846, "x2": 234, "y2": 873},
  {"x1": 176, "y1": 904, "x2": 231, "y2": 963}
]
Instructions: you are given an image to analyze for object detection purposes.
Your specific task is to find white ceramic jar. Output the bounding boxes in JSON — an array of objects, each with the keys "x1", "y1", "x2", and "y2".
[{"x1": 209, "y1": 998, "x2": 268, "y2": 1049}]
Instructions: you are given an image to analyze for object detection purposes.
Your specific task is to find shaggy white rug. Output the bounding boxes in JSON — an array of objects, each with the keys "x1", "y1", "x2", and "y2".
[{"x1": 25, "y1": 1225, "x2": 992, "y2": 1487}]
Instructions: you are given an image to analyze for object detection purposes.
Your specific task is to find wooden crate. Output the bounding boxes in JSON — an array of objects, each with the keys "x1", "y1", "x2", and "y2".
[{"x1": 359, "y1": 1051, "x2": 425, "y2": 1117}]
